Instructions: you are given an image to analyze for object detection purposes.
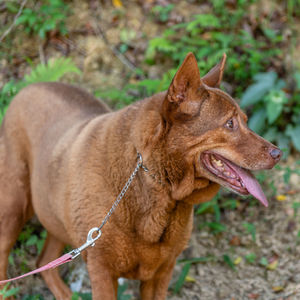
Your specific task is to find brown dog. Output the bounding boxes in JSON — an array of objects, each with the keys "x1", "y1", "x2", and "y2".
[{"x1": 0, "y1": 53, "x2": 281, "y2": 299}]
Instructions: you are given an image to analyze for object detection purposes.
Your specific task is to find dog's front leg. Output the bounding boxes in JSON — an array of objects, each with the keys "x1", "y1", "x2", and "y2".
[
  {"x1": 87, "y1": 252, "x2": 118, "y2": 300},
  {"x1": 140, "y1": 260, "x2": 176, "y2": 300}
]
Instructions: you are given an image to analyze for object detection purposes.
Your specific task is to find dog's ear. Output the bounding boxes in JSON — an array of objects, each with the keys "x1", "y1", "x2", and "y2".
[
  {"x1": 163, "y1": 52, "x2": 205, "y2": 121},
  {"x1": 166, "y1": 52, "x2": 201, "y2": 103},
  {"x1": 202, "y1": 53, "x2": 226, "y2": 88}
]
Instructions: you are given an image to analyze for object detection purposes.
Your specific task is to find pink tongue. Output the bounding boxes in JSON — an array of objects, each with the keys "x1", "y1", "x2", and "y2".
[{"x1": 229, "y1": 164, "x2": 268, "y2": 207}]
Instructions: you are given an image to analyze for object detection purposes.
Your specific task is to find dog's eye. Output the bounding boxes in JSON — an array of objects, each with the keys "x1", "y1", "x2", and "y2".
[{"x1": 225, "y1": 118, "x2": 237, "y2": 130}]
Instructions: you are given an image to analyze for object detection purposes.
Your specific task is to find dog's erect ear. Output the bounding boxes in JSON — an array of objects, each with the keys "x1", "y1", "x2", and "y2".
[
  {"x1": 163, "y1": 53, "x2": 205, "y2": 121},
  {"x1": 202, "y1": 53, "x2": 226, "y2": 88},
  {"x1": 166, "y1": 52, "x2": 201, "y2": 104}
]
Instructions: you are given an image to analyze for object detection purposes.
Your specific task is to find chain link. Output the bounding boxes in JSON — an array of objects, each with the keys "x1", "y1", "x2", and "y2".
[
  {"x1": 69, "y1": 153, "x2": 147, "y2": 259},
  {"x1": 97, "y1": 153, "x2": 146, "y2": 231}
]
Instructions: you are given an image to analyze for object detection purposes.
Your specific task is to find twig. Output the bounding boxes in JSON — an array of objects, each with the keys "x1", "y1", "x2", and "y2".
[
  {"x1": 38, "y1": 44, "x2": 46, "y2": 64},
  {"x1": 92, "y1": 21, "x2": 144, "y2": 77},
  {"x1": 0, "y1": 3, "x2": 7, "y2": 13},
  {"x1": 62, "y1": 37, "x2": 87, "y2": 56},
  {"x1": 0, "y1": 0, "x2": 28, "y2": 44},
  {"x1": 91, "y1": 2, "x2": 145, "y2": 78}
]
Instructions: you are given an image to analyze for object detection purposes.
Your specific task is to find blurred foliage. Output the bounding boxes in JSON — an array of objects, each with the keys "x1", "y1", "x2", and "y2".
[
  {"x1": 145, "y1": 1, "x2": 283, "y2": 93},
  {"x1": 11, "y1": 0, "x2": 69, "y2": 39},
  {"x1": 0, "y1": 284, "x2": 19, "y2": 299},
  {"x1": 151, "y1": 4, "x2": 175, "y2": 23},
  {"x1": 241, "y1": 71, "x2": 300, "y2": 157}
]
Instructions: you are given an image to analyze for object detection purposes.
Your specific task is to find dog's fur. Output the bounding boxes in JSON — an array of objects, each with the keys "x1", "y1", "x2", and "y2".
[{"x1": 0, "y1": 53, "x2": 281, "y2": 299}]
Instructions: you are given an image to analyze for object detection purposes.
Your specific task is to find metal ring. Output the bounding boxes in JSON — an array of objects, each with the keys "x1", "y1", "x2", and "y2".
[{"x1": 137, "y1": 152, "x2": 142, "y2": 164}]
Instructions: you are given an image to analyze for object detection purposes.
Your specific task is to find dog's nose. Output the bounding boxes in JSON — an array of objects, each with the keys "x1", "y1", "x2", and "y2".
[{"x1": 269, "y1": 148, "x2": 282, "y2": 160}]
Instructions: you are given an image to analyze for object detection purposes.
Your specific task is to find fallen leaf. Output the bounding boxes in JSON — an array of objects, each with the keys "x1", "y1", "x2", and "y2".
[
  {"x1": 230, "y1": 236, "x2": 241, "y2": 246},
  {"x1": 287, "y1": 190, "x2": 298, "y2": 195},
  {"x1": 269, "y1": 254, "x2": 279, "y2": 262},
  {"x1": 267, "y1": 260, "x2": 278, "y2": 270},
  {"x1": 112, "y1": 0, "x2": 123, "y2": 8},
  {"x1": 234, "y1": 257, "x2": 242, "y2": 265},
  {"x1": 185, "y1": 275, "x2": 196, "y2": 282},
  {"x1": 276, "y1": 195, "x2": 287, "y2": 201},
  {"x1": 248, "y1": 293, "x2": 260, "y2": 299},
  {"x1": 259, "y1": 257, "x2": 268, "y2": 267},
  {"x1": 272, "y1": 286, "x2": 285, "y2": 292}
]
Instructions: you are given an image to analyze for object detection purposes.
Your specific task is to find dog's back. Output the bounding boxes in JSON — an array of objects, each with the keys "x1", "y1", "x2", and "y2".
[
  {"x1": 3, "y1": 82, "x2": 110, "y2": 140},
  {"x1": 2, "y1": 83, "x2": 109, "y2": 160}
]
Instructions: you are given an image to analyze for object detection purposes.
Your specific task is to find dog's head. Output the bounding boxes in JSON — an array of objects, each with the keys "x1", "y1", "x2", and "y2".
[{"x1": 161, "y1": 52, "x2": 282, "y2": 206}]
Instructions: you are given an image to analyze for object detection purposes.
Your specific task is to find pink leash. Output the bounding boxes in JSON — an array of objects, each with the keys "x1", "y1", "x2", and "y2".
[
  {"x1": 0, "y1": 227, "x2": 102, "y2": 285},
  {"x1": 0, "y1": 253, "x2": 73, "y2": 284}
]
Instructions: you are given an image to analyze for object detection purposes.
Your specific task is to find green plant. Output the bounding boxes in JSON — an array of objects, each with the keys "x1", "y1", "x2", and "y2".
[
  {"x1": 241, "y1": 71, "x2": 300, "y2": 156},
  {"x1": 223, "y1": 254, "x2": 235, "y2": 270},
  {"x1": 245, "y1": 253, "x2": 257, "y2": 264},
  {"x1": 0, "y1": 284, "x2": 19, "y2": 300},
  {"x1": 275, "y1": 160, "x2": 300, "y2": 184},
  {"x1": 25, "y1": 57, "x2": 81, "y2": 84},
  {"x1": 292, "y1": 202, "x2": 300, "y2": 217},
  {"x1": 0, "y1": 80, "x2": 24, "y2": 123},
  {"x1": 8, "y1": 224, "x2": 47, "y2": 274},
  {"x1": 178, "y1": 256, "x2": 216, "y2": 264},
  {"x1": 152, "y1": 4, "x2": 174, "y2": 23},
  {"x1": 197, "y1": 195, "x2": 226, "y2": 234},
  {"x1": 15, "y1": 0, "x2": 69, "y2": 39},
  {"x1": 173, "y1": 263, "x2": 191, "y2": 294},
  {"x1": 243, "y1": 222, "x2": 256, "y2": 242},
  {"x1": 117, "y1": 282, "x2": 132, "y2": 300},
  {"x1": 259, "y1": 257, "x2": 268, "y2": 267},
  {"x1": 71, "y1": 292, "x2": 92, "y2": 300},
  {"x1": 22, "y1": 295, "x2": 44, "y2": 300},
  {"x1": 196, "y1": 195, "x2": 238, "y2": 234},
  {"x1": 173, "y1": 256, "x2": 215, "y2": 294},
  {"x1": 71, "y1": 284, "x2": 132, "y2": 300}
]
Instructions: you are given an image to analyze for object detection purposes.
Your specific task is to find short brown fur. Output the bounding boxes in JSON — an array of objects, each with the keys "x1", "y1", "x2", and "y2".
[{"x1": 0, "y1": 53, "x2": 281, "y2": 299}]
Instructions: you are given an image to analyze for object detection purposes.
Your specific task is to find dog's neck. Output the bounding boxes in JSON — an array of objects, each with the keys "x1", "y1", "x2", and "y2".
[{"x1": 116, "y1": 92, "x2": 202, "y2": 201}]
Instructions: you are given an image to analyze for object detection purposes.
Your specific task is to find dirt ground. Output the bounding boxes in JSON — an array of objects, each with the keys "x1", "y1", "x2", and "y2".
[{"x1": 1, "y1": 1, "x2": 300, "y2": 299}]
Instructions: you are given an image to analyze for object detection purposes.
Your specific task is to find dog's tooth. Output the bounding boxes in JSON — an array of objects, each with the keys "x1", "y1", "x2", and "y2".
[
  {"x1": 223, "y1": 171, "x2": 230, "y2": 177},
  {"x1": 215, "y1": 160, "x2": 223, "y2": 167}
]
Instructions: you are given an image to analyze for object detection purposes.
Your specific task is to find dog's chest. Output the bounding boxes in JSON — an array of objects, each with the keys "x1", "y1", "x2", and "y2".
[{"x1": 112, "y1": 202, "x2": 194, "y2": 280}]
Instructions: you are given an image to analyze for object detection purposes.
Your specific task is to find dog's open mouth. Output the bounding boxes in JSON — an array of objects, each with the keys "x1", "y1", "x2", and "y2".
[{"x1": 201, "y1": 152, "x2": 268, "y2": 207}]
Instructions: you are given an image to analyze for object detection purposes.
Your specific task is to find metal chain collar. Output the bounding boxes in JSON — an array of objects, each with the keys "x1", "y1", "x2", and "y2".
[
  {"x1": 70, "y1": 153, "x2": 148, "y2": 259},
  {"x1": 97, "y1": 153, "x2": 148, "y2": 231}
]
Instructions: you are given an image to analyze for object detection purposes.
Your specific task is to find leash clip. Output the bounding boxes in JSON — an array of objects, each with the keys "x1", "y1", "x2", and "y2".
[
  {"x1": 70, "y1": 227, "x2": 102, "y2": 260},
  {"x1": 137, "y1": 152, "x2": 149, "y2": 172}
]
